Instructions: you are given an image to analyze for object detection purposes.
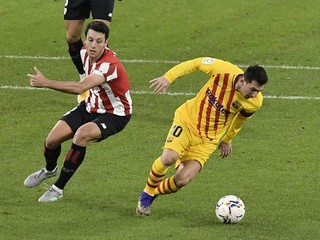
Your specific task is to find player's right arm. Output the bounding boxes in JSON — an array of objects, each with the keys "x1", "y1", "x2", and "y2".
[
  {"x1": 28, "y1": 67, "x2": 104, "y2": 94},
  {"x1": 163, "y1": 57, "x2": 222, "y2": 83},
  {"x1": 149, "y1": 57, "x2": 219, "y2": 94},
  {"x1": 149, "y1": 76, "x2": 171, "y2": 93},
  {"x1": 150, "y1": 57, "x2": 229, "y2": 93}
]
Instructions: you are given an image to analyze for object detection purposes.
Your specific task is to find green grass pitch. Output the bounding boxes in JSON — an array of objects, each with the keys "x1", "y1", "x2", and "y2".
[{"x1": 1, "y1": 0, "x2": 320, "y2": 239}]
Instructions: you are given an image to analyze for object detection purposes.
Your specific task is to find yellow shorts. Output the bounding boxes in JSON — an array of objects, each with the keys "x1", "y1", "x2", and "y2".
[{"x1": 163, "y1": 113, "x2": 218, "y2": 168}]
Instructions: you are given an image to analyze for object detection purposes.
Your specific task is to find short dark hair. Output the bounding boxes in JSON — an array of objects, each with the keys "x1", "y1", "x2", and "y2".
[
  {"x1": 85, "y1": 21, "x2": 109, "y2": 40},
  {"x1": 244, "y1": 65, "x2": 268, "y2": 85}
]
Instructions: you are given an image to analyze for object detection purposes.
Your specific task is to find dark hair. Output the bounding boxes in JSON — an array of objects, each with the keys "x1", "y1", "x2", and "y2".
[
  {"x1": 84, "y1": 21, "x2": 109, "y2": 39},
  {"x1": 244, "y1": 65, "x2": 268, "y2": 85}
]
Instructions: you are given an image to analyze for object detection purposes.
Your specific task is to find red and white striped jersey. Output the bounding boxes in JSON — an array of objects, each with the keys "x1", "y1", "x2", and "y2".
[{"x1": 80, "y1": 47, "x2": 132, "y2": 116}]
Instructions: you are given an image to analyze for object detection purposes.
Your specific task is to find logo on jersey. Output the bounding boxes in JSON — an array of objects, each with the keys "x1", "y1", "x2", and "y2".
[
  {"x1": 166, "y1": 137, "x2": 173, "y2": 143},
  {"x1": 232, "y1": 100, "x2": 240, "y2": 109},
  {"x1": 100, "y1": 123, "x2": 107, "y2": 129},
  {"x1": 206, "y1": 88, "x2": 230, "y2": 115},
  {"x1": 201, "y1": 58, "x2": 215, "y2": 64}
]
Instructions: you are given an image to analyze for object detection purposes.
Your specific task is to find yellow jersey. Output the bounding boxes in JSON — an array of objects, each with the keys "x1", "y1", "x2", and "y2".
[{"x1": 164, "y1": 57, "x2": 263, "y2": 143}]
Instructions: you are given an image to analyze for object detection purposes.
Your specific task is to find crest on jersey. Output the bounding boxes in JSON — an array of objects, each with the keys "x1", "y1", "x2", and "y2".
[
  {"x1": 232, "y1": 100, "x2": 240, "y2": 109},
  {"x1": 166, "y1": 137, "x2": 173, "y2": 143},
  {"x1": 201, "y1": 58, "x2": 215, "y2": 64}
]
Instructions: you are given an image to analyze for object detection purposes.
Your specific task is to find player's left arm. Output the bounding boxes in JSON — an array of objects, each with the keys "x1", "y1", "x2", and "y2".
[
  {"x1": 222, "y1": 110, "x2": 253, "y2": 144},
  {"x1": 218, "y1": 110, "x2": 253, "y2": 158}
]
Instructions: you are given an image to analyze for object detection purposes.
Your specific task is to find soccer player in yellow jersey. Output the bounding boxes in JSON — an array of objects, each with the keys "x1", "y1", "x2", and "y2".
[{"x1": 136, "y1": 57, "x2": 268, "y2": 216}]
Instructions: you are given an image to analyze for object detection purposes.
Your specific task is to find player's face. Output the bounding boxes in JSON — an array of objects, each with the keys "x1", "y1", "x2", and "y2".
[
  {"x1": 85, "y1": 29, "x2": 108, "y2": 62},
  {"x1": 239, "y1": 80, "x2": 265, "y2": 99}
]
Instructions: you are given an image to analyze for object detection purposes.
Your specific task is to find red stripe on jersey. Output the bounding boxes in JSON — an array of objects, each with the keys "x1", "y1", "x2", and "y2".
[
  {"x1": 95, "y1": 64, "x2": 116, "y2": 113},
  {"x1": 105, "y1": 62, "x2": 116, "y2": 79},
  {"x1": 204, "y1": 74, "x2": 220, "y2": 138},
  {"x1": 224, "y1": 80, "x2": 236, "y2": 126},
  {"x1": 121, "y1": 93, "x2": 131, "y2": 116},
  {"x1": 105, "y1": 64, "x2": 131, "y2": 115},
  {"x1": 197, "y1": 95, "x2": 207, "y2": 136},
  {"x1": 86, "y1": 63, "x2": 94, "y2": 105},
  {"x1": 213, "y1": 74, "x2": 229, "y2": 133},
  {"x1": 197, "y1": 74, "x2": 220, "y2": 136}
]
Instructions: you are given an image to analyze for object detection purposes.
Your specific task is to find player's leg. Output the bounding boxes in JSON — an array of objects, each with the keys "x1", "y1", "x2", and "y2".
[
  {"x1": 91, "y1": 0, "x2": 114, "y2": 48},
  {"x1": 65, "y1": 19, "x2": 86, "y2": 77},
  {"x1": 37, "y1": 122, "x2": 100, "y2": 203},
  {"x1": 143, "y1": 149, "x2": 179, "y2": 196},
  {"x1": 154, "y1": 139, "x2": 217, "y2": 197},
  {"x1": 64, "y1": 0, "x2": 90, "y2": 102},
  {"x1": 136, "y1": 149, "x2": 179, "y2": 216},
  {"x1": 136, "y1": 120, "x2": 217, "y2": 214},
  {"x1": 136, "y1": 119, "x2": 189, "y2": 216},
  {"x1": 39, "y1": 112, "x2": 130, "y2": 202},
  {"x1": 64, "y1": 0, "x2": 88, "y2": 77},
  {"x1": 51, "y1": 122, "x2": 101, "y2": 191},
  {"x1": 65, "y1": 19, "x2": 89, "y2": 103},
  {"x1": 154, "y1": 160, "x2": 202, "y2": 196},
  {"x1": 28, "y1": 102, "x2": 84, "y2": 201},
  {"x1": 24, "y1": 120, "x2": 74, "y2": 188},
  {"x1": 45, "y1": 120, "x2": 75, "y2": 169}
]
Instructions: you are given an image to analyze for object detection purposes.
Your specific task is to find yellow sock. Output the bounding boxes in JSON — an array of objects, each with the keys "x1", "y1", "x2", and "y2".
[
  {"x1": 154, "y1": 176, "x2": 180, "y2": 195},
  {"x1": 143, "y1": 157, "x2": 169, "y2": 195}
]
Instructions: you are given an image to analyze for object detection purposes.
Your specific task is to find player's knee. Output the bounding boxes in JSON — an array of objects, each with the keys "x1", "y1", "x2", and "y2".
[
  {"x1": 45, "y1": 138, "x2": 60, "y2": 149},
  {"x1": 161, "y1": 149, "x2": 179, "y2": 166},
  {"x1": 73, "y1": 130, "x2": 90, "y2": 144},
  {"x1": 66, "y1": 32, "x2": 81, "y2": 43}
]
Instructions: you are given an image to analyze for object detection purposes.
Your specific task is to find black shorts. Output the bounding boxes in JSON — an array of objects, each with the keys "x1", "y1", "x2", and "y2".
[
  {"x1": 61, "y1": 101, "x2": 131, "y2": 141},
  {"x1": 64, "y1": 0, "x2": 115, "y2": 21}
]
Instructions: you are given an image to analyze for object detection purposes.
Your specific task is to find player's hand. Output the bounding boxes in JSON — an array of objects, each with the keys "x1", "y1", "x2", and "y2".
[
  {"x1": 149, "y1": 76, "x2": 170, "y2": 94},
  {"x1": 27, "y1": 67, "x2": 47, "y2": 88},
  {"x1": 218, "y1": 141, "x2": 232, "y2": 158}
]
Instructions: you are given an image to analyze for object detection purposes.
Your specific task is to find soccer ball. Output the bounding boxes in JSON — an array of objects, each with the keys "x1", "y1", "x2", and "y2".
[{"x1": 215, "y1": 195, "x2": 245, "y2": 224}]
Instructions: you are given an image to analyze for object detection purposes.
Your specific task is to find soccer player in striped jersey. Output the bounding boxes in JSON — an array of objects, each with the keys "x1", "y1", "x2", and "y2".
[
  {"x1": 136, "y1": 57, "x2": 268, "y2": 216},
  {"x1": 24, "y1": 21, "x2": 132, "y2": 202}
]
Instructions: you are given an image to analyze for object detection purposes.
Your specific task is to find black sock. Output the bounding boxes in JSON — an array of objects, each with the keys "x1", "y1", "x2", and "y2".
[
  {"x1": 44, "y1": 144, "x2": 61, "y2": 171},
  {"x1": 68, "y1": 39, "x2": 85, "y2": 75},
  {"x1": 54, "y1": 143, "x2": 86, "y2": 190}
]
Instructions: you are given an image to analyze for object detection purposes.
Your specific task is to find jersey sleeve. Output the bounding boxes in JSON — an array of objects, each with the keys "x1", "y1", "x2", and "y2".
[
  {"x1": 163, "y1": 57, "x2": 222, "y2": 83},
  {"x1": 222, "y1": 93, "x2": 264, "y2": 143},
  {"x1": 221, "y1": 113, "x2": 250, "y2": 143}
]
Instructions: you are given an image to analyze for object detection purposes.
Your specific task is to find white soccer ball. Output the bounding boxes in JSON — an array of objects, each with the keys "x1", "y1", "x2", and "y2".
[{"x1": 215, "y1": 195, "x2": 245, "y2": 224}]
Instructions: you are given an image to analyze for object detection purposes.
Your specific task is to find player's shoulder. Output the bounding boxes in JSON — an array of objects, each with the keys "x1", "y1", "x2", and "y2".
[
  {"x1": 239, "y1": 92, "x2": 264, "y2": 112},
  {"x1": 103, "y1": 48, "x2": 120, "y2": 63},
  {"x1": 95, "y1": 49, "x2": 117, "y2": 66},
  {"x1": 200, "y1": 57, "x2": 243, "y2": 74}
]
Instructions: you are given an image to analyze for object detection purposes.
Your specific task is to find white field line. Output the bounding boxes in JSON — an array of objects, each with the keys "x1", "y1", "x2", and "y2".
[
  {"x1": 1, "y1": 85, "x2": 320, "y2": 100},
  {"x1": 1, "y1": 55, "x2": 320, "y2": 99},
  {"x1": 1, "y1": 55, "x2": 320, "y2": 70}
]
